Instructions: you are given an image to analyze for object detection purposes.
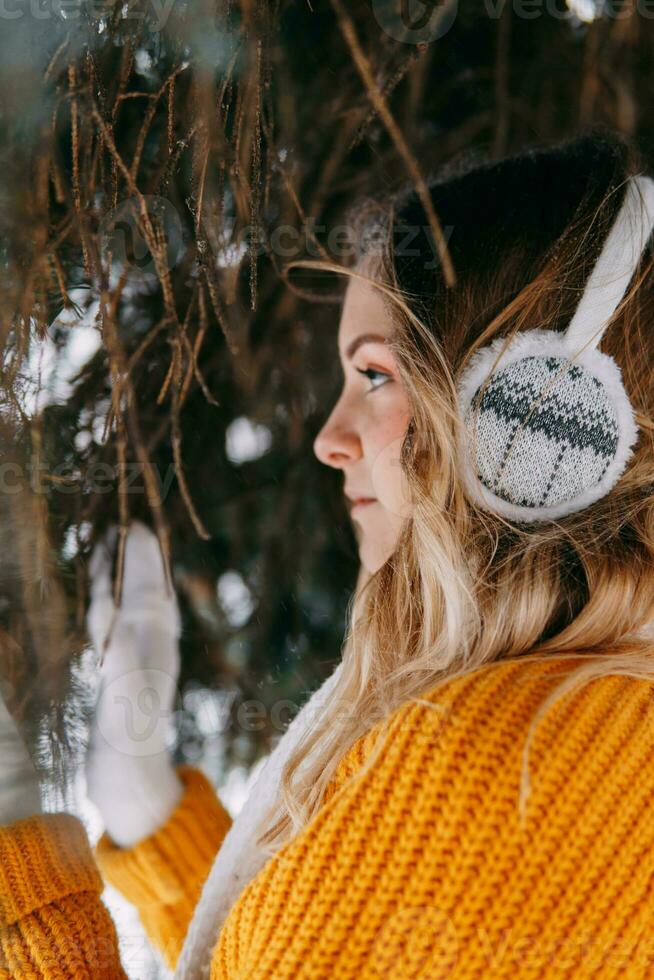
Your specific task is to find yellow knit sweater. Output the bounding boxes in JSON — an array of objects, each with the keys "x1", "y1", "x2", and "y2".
[{"x1": 2, "y1": 654, "x2": 654, "y2": 978}]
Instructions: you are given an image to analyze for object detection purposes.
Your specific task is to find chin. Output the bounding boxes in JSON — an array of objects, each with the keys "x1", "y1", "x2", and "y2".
[
  {"x1": 358, "y1": 538, "x2": 393, "y2": 576},
  {"x1": 352, "y1": 510, "x2": 403, "y2": 576}
]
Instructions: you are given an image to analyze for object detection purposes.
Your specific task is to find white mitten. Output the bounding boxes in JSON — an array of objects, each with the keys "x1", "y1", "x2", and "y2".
[
  {"x1": 0, "y1": 686, "x2": 41, "y2": 825},
  {"x1": 85, "y1": 521, "x2": 183, "y2": 848}
]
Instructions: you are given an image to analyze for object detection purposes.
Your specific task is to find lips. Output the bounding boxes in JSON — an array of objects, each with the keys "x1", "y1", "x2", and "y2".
[
  {"x1": 343, "y1": 484, "x2": 378, "y2": 516},
  {"x1": 345, "y1": 492, "x2": 378, "y2": 513}
]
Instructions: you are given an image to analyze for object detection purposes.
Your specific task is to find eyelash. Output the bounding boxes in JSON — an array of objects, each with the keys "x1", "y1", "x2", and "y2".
[{"x1": 355, "y1": 367, "x2": 392, "y2": 391}]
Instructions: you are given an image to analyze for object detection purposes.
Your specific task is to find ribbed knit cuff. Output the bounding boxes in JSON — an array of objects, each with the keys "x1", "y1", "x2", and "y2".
[
  {"x1": 96, "y1": 765, "x2": 232, "y2": 909},
  {"x1": 0, "y1": 812, "x2": 102, "y2": 928}
]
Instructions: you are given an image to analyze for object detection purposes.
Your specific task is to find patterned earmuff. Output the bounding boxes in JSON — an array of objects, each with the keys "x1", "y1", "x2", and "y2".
[{"x1": 457, "y1": 174, "x2": 654, "y2": 523}]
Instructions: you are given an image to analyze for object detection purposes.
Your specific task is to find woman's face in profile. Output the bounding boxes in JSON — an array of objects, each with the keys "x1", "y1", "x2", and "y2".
[{"x1": 313, "y1": 274, "x2": 412, "y2": 574}]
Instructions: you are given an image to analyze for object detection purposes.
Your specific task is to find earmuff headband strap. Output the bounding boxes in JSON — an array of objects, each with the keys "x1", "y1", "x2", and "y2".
[{"x1": 564, "y1": 174, "x2": 654, "y2": 354}]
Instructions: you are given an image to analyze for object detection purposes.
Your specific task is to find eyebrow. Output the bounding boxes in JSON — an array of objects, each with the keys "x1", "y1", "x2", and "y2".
[{"x1": 343, "y1": 332, "x2": 388, "y2": 361}]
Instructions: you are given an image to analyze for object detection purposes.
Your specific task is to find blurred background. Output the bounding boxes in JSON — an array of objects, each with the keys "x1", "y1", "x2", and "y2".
[{"x1": 0, "y1": 0, "x2": 652, "y2": 975}]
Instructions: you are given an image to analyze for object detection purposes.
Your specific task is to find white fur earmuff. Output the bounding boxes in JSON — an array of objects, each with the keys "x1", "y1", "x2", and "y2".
[{"x1": 457, "y1": 174, "x2": 654, "y2": 522}]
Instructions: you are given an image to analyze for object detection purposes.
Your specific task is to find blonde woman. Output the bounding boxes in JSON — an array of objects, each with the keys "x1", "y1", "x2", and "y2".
[{"x1": 1, "y1": 128, "x2": 654, "y2": 979}]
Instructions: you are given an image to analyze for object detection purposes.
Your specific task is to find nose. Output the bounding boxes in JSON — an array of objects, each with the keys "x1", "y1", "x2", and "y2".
[{"x1": 313, "y1": 400, "x2": 362, "y2": 469}]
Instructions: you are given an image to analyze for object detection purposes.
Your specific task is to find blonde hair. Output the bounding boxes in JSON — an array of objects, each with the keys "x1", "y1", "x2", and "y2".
[{"x1": 257, "y1": 135, "x2": 654, "y2": 853}]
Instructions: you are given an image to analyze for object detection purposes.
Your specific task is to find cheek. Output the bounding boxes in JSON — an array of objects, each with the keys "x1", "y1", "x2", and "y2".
[{"x1": 364, "y1": 394, "x2": 413, "y2": 520}]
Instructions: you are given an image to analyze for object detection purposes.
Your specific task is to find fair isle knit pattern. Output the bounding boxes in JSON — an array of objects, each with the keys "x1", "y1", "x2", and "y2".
[
  {"x1": 3, "y1": 655, "x2": 654, "y2": 977},
  {"x1": 456, "y1": 327, "x2": 640, "y2": 523},
  {"x1": 465, "y1": 354, "x2": 619, "y2": 509}
]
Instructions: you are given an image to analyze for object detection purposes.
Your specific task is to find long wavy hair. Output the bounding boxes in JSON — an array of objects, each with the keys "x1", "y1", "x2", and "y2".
[{"x1": 256, "y1": 128, "x2": 654, "y2": 853}]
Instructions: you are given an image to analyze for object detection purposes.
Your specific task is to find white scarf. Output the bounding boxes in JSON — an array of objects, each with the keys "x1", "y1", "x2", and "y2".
[{"x1": 173, "y1": 658, "x2": 344, "y2": 979}]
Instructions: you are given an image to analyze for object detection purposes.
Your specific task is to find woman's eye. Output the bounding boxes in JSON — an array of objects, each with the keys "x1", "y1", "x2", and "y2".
[{"x1": 355, "y1": 367, "x2": 392, "y2": 391}]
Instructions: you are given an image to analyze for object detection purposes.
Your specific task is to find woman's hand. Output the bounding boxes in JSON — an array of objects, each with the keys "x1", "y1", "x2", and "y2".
[
  {"x1": 85, "y1": 521, "x2": 183, "y2": 848},
  {"x1": 0, "y1": 685, "x2": 41, "y2": 826}
]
